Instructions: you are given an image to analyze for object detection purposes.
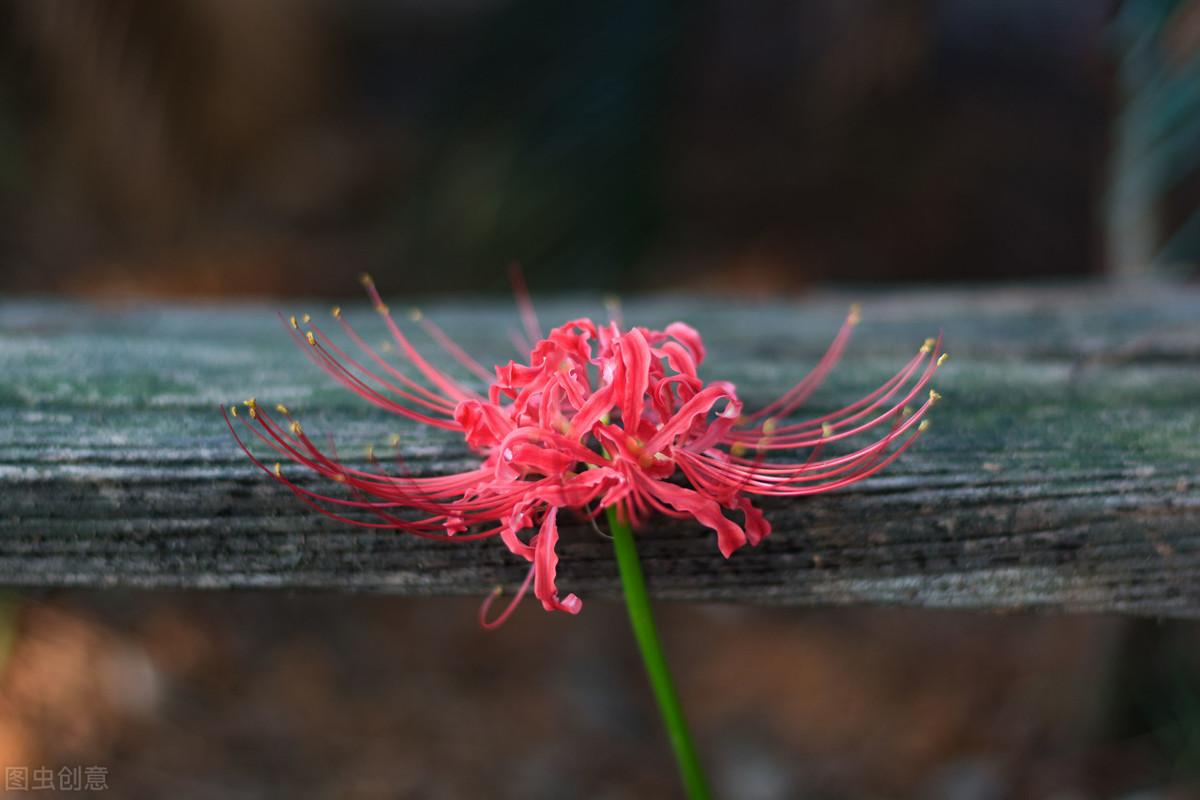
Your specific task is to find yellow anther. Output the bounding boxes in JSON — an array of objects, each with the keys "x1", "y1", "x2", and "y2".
[
  {"x1": 359, "y1": 272, "x2": 374, "y2": 287},
  {"x1": 230, "y1": 405, "x2": 238, "y2": 417},
  {"x1": 289, "y1": 315, "x2": 298, "y2": 329},
  {"x1": 302, "y1": 313, "x2": 311, "y2": 324},
  {"x1": 274, "y1": 462, "x2": 282, "y2": 477},
  {"x1": 408, "y1": 308, "x2": 423, "y2": 322},
  {"x1": 389, "y1": 433, "x2": 401, "y2": 447},
  {"x1": 730, "y1": 442, "x2": 748, "y2": 457},
  {"x1": 305, "y1": 331, "x2": 317, "y2": 346},
  {"x1": 937, "y1": 353, "x2": 949, "y2": 366},
  {"x1": 332, "y1": 305, "x2": 342, "y2": 319},
  {"x1": 918, "y1": 419, "x2": 931, "y2": 432},
  {"x1": 920, "y1": 337, "x2": 935, "y2": 354},
  {"x1": 375, "y1": 303, "x2": 389, "y2": 315},
  {"x1": 848, "y1": 303, "x2": 862, "y2": 325},
  {"x1": 365, "y1": 444, "x2": 375, "y2": 461},
  {"x1": 901, "y1": 405, "x2": 913, "y2": 418},
  {"x1": 290, "y1": 420, "x2": 303, "y2": 436},
  {"x1": 248, "y1": 405, "x2": 258, "y2": 419},
  {"x1": 929, "y1": 389, "x2": 942, "y2": 403},
  {"x1": 244, "y1": 397, "x2": 257, "y2": 408},
  {"x1": 762, "y1": 418, "x2": 778, "y2": 435},
  {"x1": 822, "y1": 422, "x2": 833, "y2": 438},
  {"x1": 332, "y1": 473, "x2": 347, "y2": 483},
  {"x1": 275, "y1": 404, "x2": 289, "y2": 415}
]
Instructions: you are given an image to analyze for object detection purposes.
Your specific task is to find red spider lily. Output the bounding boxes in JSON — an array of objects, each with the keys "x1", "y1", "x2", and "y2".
[{"x1": 224, "y1": 276, "x2": 946, "y2": 626}]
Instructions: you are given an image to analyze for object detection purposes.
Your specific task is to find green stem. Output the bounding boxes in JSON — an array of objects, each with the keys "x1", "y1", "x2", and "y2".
[{"x1": 606, "y1": 505, "x2": 711, "y2": 800}]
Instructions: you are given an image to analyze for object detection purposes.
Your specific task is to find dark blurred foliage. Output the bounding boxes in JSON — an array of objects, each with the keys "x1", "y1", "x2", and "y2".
[
  {"x1": 4, "y1": 593, "x2": 1200, "y2": 799},
  {"x1": 0, "y1": 0, "x2": 1126, "y2": 298},
  {"x1": 1110, "y1": 0, "x2": 1200, "y2": 276}
]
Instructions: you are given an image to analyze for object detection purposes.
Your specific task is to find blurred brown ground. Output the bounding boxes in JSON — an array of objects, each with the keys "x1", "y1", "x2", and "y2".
[{"x1": 1, "y1": 593, "x2": 1197, "y2": 799}]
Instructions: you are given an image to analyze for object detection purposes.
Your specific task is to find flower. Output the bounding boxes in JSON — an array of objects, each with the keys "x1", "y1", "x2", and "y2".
[{"x1": 225, "y1": 276, "x2": 946, "y2": 625}]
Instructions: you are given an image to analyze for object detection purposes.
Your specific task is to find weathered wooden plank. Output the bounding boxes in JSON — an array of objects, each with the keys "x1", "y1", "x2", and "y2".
[{"x1": 1, "y1": 283, "x2": 1199, "y2": 616}]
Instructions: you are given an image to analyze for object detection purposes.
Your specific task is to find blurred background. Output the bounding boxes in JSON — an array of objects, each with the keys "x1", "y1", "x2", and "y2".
[
  {"x1": 0, "y1": 0, "x2": 1196, "y2": 299},
  {"x1": 2, "y1": 0, "x2": 1200, "y2": 798}
]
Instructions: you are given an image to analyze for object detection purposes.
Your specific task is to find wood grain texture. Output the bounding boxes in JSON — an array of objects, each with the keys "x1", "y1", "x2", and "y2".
[{"x1": 2, "y1": 284, "x2": 1199, "y2": 616}]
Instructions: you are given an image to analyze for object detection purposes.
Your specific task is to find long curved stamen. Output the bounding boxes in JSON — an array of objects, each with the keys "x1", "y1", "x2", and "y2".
[
  {"x1": 223, "y1": 406, "x2": 511, "y2": 538},
  {"x1": 301, "y1": 332, "x2": 462, "y2": 428},
  {"x1": 724, "y1": 344, "x2": 927, "y2": 442},
  {"x1": 412, "y1": 309, "x2": 495, "y2": 383},
  {"x1": 680, "y1": 410, "x2": 931, "y2": 496},
  {"x1": 359, "y1": 274, "x2": 478, "y2": 402},
  {"x1": 480, "y1": 565, "x2": 537, "y2": 629},
  {"x1": 726, "y1": 340, "x2": 943, "y2": 451},
  {"x1": 318, "y1": 316, "x2": 460, "y2": 412},
  {"x1": 743, "y1": 305, "x2": 859, "y2": 422},
  {"x1": 509, "y1": 262, "x2": 542, "y2": 346}
]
